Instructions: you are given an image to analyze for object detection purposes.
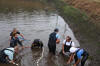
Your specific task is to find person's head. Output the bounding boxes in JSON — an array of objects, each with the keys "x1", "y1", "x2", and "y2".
[
  {"x1": 54, "y1": 28, "x2": 59, "y2": 33},
  {"x1": 12, "y1": 33, "x2": 18, "y2": 38},
  {"x1": 14, "y1": 46, "x2": 19, "y2": 53},
  {"x1": 13, "y1": 28, "x2": 17, "y2": 33},
  {"x1": 66, "y1": 36, "x2": 71, "y2": 42}
]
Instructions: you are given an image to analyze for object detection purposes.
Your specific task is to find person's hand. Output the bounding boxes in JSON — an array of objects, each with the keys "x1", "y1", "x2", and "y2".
[
  {"x1": 56, "y1": 39, "x2": 60, "y2": 44},
  {"x1": 21, "y1": 46, "x2": 25, "y2": 50},
  {"x1": 63, "y1": 51, "x2": 65, "y2": 54},
  {"x1": 73, "y1": 64, "x2": 76, "y2": 66},
  {"x1": 9, "y1": 60, "x2": 15, "y2": 64},
  {"x1": 67, "y1": 61, "x2": 70, "y2": 64}
]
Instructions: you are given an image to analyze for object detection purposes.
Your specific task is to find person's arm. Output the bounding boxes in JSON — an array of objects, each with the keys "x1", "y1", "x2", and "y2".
[
  {"x1": 9, "y1": 32, "x2": 12, "y2": 44},
  {"x1": 9, "y1": 60, "x2": 15, "y2": 64},
  {"x1": 9, "y1": 36, "x2": 12, "y2": 40},
  {"x1": 9, "y1": 36, "x2": 12, "y2": 45},
  {"x1": 62, "y1": 40, "x2": 65, "y2": 54},
  {"x1": 73, "y1": 59, "x2": 80, "y2": 66},
  {"x1": 62, "y1": 44, "x2": 65, "y2": 54},
  {"x1": 20, "y1": 33, "x2": 24, "y2": 39},
  {"x1": 56, "y1": 39, "x2": 60, "y2": 44},
  {"x1": 67, "y1": 53, "x2": 75, "y2": 64},
  {"x1": 17, "y1": 31, "x2": 24, "y2": 39},
  {"x1": 56, "y1": 34, "x2": 60, "y2": 44}
]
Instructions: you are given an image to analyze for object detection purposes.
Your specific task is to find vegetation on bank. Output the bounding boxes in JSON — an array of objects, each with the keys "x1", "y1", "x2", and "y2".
[{"x1": 45, "y1": 0, "x2": 100, "y2": 65}]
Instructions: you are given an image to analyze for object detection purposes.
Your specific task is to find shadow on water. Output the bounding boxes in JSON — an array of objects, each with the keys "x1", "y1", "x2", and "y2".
[{"x1": 0, "y1": 0, "x2": 90, "y2": 66}]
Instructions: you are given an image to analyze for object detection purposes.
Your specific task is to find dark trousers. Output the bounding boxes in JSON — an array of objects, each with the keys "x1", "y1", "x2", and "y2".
[
  {"x1": 48, "y1": 43, "x2": 56, "y2": 55},
  {"x1": 0, "y1": 56, "x2": 9, "y2": 64},
  {"x1": 10, "y1": 38, "x2": 23, "y2": 47},
  {"x1": 74, "y1": 51, "x2": 89, "y2": 66}
]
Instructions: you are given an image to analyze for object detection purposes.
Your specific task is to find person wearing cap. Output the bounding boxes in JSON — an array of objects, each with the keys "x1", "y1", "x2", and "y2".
[
  {"x1": 0, "y1": 46, "x2": 18, "y2": 64},
  {"x1": 48, "y1": 28, "x2": 60, "y2": 55},
  {"x1": 62, "y1": 36, "x2": 75, "y2": 55},
  {"x1": 67, "y1": 47, "x2": 89, "y2": 66}
]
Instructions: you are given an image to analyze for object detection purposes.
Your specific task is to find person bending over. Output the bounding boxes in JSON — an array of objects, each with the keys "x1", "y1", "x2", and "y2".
[
  {"x1": 67, "y1": 47, "x2": 89, "y2": 66},
  {"x1": 0, "y1": 46, "x2": 18, "y2": 64}
]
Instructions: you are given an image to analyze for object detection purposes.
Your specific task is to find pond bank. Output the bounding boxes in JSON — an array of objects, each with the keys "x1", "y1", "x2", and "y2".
[{"x1": 45, "y1": 0, "x2": 100, "y2": 66}]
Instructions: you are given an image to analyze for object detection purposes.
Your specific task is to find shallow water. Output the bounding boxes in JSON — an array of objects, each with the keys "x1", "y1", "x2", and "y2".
[
  {"x1": 0, "y1": 0, "x2": 85, "y2": 66},
  {"x1": 0, "y1": 10, "x2": 80, "y2": 66}
]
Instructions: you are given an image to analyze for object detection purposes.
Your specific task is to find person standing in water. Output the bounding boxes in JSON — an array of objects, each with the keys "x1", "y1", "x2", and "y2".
[
  {"x1": 10, "y1": 33, "x2": 24, "y2": 48},
  {"x1": 9, "y1": 28, "x2": 24, "y2": 49},
  {"x1": 48, "y1": 28, "x2": 60, "y2": 55}
]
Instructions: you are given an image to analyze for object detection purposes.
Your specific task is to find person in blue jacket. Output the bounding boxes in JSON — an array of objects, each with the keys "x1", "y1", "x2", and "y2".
[{"x1": 67, "y1": 47, "x2": 89, "y2": 66}]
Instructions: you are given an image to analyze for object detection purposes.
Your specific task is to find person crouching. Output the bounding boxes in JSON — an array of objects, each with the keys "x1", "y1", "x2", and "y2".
[
  {"x1": 31, "y1": 39, "x2": 43, "y2": 49},
  {"x1": 0, "y1": 46, "x2": 18, "y2": 64}
]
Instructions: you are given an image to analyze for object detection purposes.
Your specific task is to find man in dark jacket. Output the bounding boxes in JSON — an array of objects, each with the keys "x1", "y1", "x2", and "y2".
[{"x1": 48, "y1": 28, "x2": 60, "y2": 55}]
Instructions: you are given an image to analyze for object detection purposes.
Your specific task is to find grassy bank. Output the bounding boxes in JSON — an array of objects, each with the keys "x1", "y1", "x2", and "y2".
[{"x1": 45, "y1": 0, "x2": 100, "y2": 66}]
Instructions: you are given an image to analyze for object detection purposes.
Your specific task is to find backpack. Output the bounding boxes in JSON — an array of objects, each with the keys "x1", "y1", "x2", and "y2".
[
  {"x1": 64, "y1": 41, "x2": 72, "y2": 52},
  {"x1": 48, "y1": 32, "x2": 57, "y2": 44}
]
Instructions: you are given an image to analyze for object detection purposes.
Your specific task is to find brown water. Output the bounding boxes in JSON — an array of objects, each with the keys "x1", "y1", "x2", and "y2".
[{"x1": 0, "y1": 0, "x2": 91, "y2": 66}]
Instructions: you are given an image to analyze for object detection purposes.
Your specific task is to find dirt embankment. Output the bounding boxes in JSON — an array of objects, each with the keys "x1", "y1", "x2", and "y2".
[{"x1": 64, "y1": 0, "x2": 100, "y2": 27}]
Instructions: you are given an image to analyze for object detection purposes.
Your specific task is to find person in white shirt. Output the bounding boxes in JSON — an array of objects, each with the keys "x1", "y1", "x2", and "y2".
[
  {"x1": 62, "y1": 36, "x2": 75, "y2": 54},
  {"x1": 0, "y1": 46, "x2": 18, "y2": 64}
]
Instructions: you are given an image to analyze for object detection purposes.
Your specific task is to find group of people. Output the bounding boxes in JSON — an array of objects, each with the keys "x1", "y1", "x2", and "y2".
[
  {"x1": 0, "y1": 28, "x2": 25, "y2": 64},
  {"x1": 48, "y1": 28, "x2": 89, "y2": 66},
  {"x1": 0, "y1": 28, "x2": 89, "y2": 66}
]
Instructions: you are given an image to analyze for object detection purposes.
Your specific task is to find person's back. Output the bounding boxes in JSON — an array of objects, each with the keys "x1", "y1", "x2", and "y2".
[
  {"x1": 0, "y1": 47, "x2": 14, "y2": 64},
  {"x1": 48, "y1": 32, "x2": 57, "y2": 45}
]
